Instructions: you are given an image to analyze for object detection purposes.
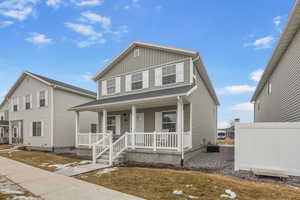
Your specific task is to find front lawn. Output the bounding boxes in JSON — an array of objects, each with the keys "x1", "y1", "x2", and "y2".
[
  {"x1": 0, "y1": 145, "x2": 13, "y2": 150},
  {"x1": 77, "y1": 167, "x2": 300, "y2": 200},
  {"x1": 0, "y1": 150, "x2": 80, "y2": 172}
]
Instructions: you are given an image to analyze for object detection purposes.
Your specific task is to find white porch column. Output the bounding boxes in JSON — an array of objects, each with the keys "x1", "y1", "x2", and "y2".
[
  {"x1": 177, "y1": 97, "x2": 183, "y2": 152},
  {"x1": 102, "y1": 109, "x2": 107, "y2": 133},
  {"x1": 75, "y1": 111, "x2": 80, "y2": 147},
  {"x1": 131, "y1": 105, "x2": 136, "y2": 149}
]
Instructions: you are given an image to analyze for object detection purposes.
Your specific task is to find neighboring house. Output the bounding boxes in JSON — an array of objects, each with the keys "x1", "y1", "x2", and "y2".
[
  {"x1": 251, "y1": 0, "x2": 300, "y2": 122},
  {"x1": 217, "y1": 118, "x2": 240, "y2": 139},
  {"x1": 0, "y1": 71, "x2": 98, "y2": 151},
  {"x1": 70, "y1": 41, "x2": 219, "y2": 166}
]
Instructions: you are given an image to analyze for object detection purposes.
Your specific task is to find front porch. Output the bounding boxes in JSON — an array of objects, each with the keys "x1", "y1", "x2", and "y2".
[
  {"x1": 0, "y1": 120, "x2": 9, "y2": 144},
  {"x1": 72, "y1": 94, "x2": 193, "y2": 165}
]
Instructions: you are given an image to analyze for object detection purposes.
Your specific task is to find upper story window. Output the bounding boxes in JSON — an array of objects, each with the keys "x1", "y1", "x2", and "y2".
[
  {"x1": 132, "y1": 73, "x2": 143, "y2": 90},
  {"x1": 25, "y1": 95, "x2": 31, "y2": 110},
  {"x1": 162, "y1": 65, "x2": 176, "y2": 85},
  {"x1": 39, "y1": 91, "x2": 46, "y2": 107},
  {"x1": 107, "y1": 79, "x2": 116, "y2": 94},
  {"x1": 12, "y1": 98, "x2": 18, "y2": 112},
  {"x1": 134, "y1": 48, "x2": 140, "y2": 57},
  {"x1": 32, "y1": 121, "x2": 42, "y2": 137},
  {"x1": 267, "y1": 82, "x2": 272, "y2": 95}
]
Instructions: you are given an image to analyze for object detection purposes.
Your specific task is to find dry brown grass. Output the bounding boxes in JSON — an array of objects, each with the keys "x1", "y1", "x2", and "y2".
[
  {"x1": 77, "y1": 167, "x2": 300, "y2": 200},
  {"x1": 0, "y1": 145, "x2": 14, "y2": 150},
  {"x1": 0, "y1": 150, "x2": 79, "y2": 172},
  {"x1": 217, "y1": 138, "x2": 234, "y2": 145}
]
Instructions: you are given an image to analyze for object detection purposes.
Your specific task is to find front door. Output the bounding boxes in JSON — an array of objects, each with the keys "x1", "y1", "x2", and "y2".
[{"x1": 107, "y1": 115, "x2": 121, "y2": 135}]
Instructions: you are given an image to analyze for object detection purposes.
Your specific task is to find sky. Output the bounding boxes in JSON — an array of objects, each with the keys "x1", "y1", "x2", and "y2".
[{"x1": 0, "y1": 0, "x2": 296, "y2": 128}]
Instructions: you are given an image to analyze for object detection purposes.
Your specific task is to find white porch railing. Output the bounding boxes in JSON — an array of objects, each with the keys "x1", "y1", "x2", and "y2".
[
  {"x1": 92, "y1": 131, "x2": 192, "y2": 165},
  {"x1": 77, "y1": 133, "x2": 104, "y2": 148}
]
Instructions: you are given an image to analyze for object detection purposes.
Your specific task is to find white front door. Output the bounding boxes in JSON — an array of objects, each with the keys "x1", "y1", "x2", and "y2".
[
  {"x1": 107, "y1": 115, "x2": 121, "y2": 135},
  {"x1": 136, "y1": 113, "x2": 144, "y2": 132}
]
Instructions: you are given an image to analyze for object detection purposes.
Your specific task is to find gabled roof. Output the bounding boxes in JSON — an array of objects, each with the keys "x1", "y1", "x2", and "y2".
[
  {"x1": 92, "y1": 41, "x2": 219, "y2": 105},
  {"x1": 251, "y1": 0, "x2": 300, "y2": 102},
  {"x1": 92, "y1": 41, "x2": 199, "y2": 81},
  {"x1": 0, "y1": 71, "x2": 96, "y2": 109}
]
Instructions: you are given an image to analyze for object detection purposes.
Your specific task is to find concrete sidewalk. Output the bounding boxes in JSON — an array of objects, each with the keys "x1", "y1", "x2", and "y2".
[{"x1": 0, "y1": 157, "x2": 144, "y2": 200}]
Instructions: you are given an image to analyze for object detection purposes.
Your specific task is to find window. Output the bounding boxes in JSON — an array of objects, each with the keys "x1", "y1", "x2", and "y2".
[
  {"x1": 257, "y1": 101, "x2": 260, "y2": 112},
  {"x1": 107, "y1": 116, "x2": 116, "y2": 134},
  {"x1": 13, "y1": 98, "x2": 18, "y2": 112},
  {"x1": 107, "y1": 79, "x2": 116, "y2": 94},
  {"x1": 91, "y1": 124, "x2": 97, "y2": 133},
  {"x1": 268, "y1": 82, "x2": 272, "y2": 95},
  {"x1": 132, "y1": 73, "x2": 143, "y2": 90},
  {"x1": 32, "y1": 121, "x2": 42, "y2": 136},
  {"x1": 25, "y1": 95, "x2": 31, "y2": 110},
  {"x1": 40, "y1": 91, "x2": 46, "y2": 107},
  {"x1": 134, "y1": 48, "x2": 140, "y2": 57},
  {"x1": 162, "y1": 111, "x2": 177, "y2": 132},
  {"x1": 162, "y1": 65, "x2": 176, "y2": 85}
]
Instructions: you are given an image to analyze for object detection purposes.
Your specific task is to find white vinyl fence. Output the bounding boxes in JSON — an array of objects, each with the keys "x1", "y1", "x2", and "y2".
[{"x1": 235, "y1": 122, "x2": 300, "y2": 176}]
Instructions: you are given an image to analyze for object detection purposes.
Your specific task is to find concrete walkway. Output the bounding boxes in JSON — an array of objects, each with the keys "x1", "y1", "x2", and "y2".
[{"x1": 0, "y1": 157, "x2": 144, "y2": 200}]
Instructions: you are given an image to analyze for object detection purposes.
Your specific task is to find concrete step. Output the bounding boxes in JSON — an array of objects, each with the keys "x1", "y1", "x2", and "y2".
[{"x1": 97, "y1": 158, "x2": 109, "y2": 165}]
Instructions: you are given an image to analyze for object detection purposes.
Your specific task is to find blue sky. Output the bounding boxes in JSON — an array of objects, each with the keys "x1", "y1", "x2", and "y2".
[{"x1": 0, "y1": 0, "x2": 296, "y2": 128}]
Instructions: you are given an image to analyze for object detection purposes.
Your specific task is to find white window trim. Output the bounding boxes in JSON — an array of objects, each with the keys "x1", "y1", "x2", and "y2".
[
  {"x1": 161, "y1": 110, "x2": 177, "y2": 132},
  {"x1": 162, "y1": 65, "x2": 177, "y2": 85},
  {"x1": 106, "y1": 78, "x2": 117, "y2": 95},
  {"x1": 31, "y1": 121, "x2": 43, "y2": 137},
  {"x1": 131, "y1": 72, "x2": 143, "y2": 91},
  {"x1": 134, "y1": 48, "x2": 140, "y2": 57},
  {"x1": 37, "y1": 90, "x2": 48, "y2": 108}
]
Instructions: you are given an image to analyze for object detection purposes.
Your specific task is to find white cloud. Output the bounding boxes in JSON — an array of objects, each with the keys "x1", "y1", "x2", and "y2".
[
  {"x1": 26, "y1": 33, "x2": 53, "y2": 45},
  {"x1": 250, "y1": 69, "x2": 264, "y2": 82},
  {"x1": 72, "y1": 0, "x2": 103, "y2": 6},
  {"x1": 80, "y1": 11, "x2": 111, "y2": 29},
  {"x1": 65, "y1": 23, "x2": 96, "y2": 36},
  {"x1": 217, "y1": 85, "x2": 256, "y2": 95},
  {"x1": 245, "y1": 35, "x2": 275, "y2": 49},
  {"x1": 273, "y1": 16, "x2": 281, "y2": 26},
  {"x1": 46, "y1": 0, "x2": 62, "y2": 7},
  {"x1": 218, "y1": 122, "x2": 230, "y2": 129},
  {"x1": 231, "y1": 102, "x2": 254, "y2": 111},
  {"x1": 80, "y1": 72, "x2": 93, "y2": 82},
  {"x1": 0, "y1": 20, "x2": 14, "y2": 28},
  {"x1": 0, "y1": 0, "x2": 38, "y2": 21}
]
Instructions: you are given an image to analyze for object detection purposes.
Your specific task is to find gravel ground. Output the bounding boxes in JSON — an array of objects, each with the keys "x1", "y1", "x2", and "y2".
[
  {"x1": 185, "y1": 146, "x2": 300, "y2": 188},
  {"x1": 0, "y1": 174, "x2": 42, "y2": 200}
]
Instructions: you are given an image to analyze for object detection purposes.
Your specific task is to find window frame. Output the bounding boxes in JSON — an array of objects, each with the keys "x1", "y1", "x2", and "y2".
[
  {"x1": 162, "y1": 111, "x2": 177, "y2": 132},
  {"x1": 107, "y1": 79, "x2": 116, "y2": 95},
  {"x1": 107, "y1": 116, "x2": 116, "y2": 134},
  {"x1": 90, "y1": 124, "x2": 97, "y2": 133},
  {"x1": 25, "y1": 94, "x2": 31, "y2": 110},
  {"x1": 39, "y1": 91, "x2": 46, "y2": 107},
  {"x1": 162, "y1": 65, "x2": 177, "y2": 85},
  {"x1": 13, "y1": 98, "x2": 18, "y2": 112},
  {"x1": 131, "y1": 72, "x2": 143, "y2": 90},
  {"x1": 133, "y1": 48, "x2": 140, "y2": 57},
  {"x1": 32, "y1": 121, "x2": 42, "y2": 137}
]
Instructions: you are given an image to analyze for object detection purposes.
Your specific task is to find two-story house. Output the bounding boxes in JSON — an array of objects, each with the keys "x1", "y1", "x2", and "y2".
[
  {"x1": 0, "y1": 71, "x2": 98, "y2": 151},
  {"x1": 71, "y1": 41, "x2": 219, "y2": 166},
  {"x1": 251, "y1": 0, "x2": 300, "y2": 122}
]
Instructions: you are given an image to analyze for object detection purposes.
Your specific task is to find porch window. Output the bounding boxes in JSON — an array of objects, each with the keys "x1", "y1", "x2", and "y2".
[
  {"x1": 162, "y1": 111, "x2": 177, "y2": 132},
  {"x1": 107, "y1": 116, "x2": 116, "y2": 134},
  {"x1": 132, "y1": 73, "x2": 143, "y2": 90},
  {"x1": 25, "y1": 95, "x2": 31, "y2": 110},
  {"x1": 90, "y1": 124, "x2": 97, "y2": 133},
  {"x1": 39, "y1": 91, "x2": 46, "y2": 107},
  {"x1": 162, "y1": 65, "x2": 176, "y2": 85},
  {"x1": 32, "y1": 121, "x2": 42, "y2": 137},
  {"x1": 107, "y1": 79, "x2": 116, "y2": 94}
]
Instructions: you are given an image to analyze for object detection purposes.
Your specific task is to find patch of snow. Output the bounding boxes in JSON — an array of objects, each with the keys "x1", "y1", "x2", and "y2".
[
  {"x1": 0, "y1": 188, "x2": 24, "y2": 195},
  {"x1": 79, "y1": 160, "x2": 91, "y2": 165},
  {"x1": 96, "y1": 167, "x2": 118, "y2": 176},
  {"x1": 220, "y1": 189, "x2": 237, "y2": 199},
  {"x1": 12, "y1": 196, "x2": 37, "y2": 200},
  {"x1": 39, "y1": 163, "x2": 49, "y2": 167},
  {"x1": 47, "y1": 162, "x2": 78, "y2": 170},
  {"x1": 188, "y1": 195, "x2": 199, "y2": 199},
  {"x1": 185, "y1": 184, "x2": 193, "y2": 188},
  {"x1": 173, "y1": 190, "x2": 183, "y2": 195}
]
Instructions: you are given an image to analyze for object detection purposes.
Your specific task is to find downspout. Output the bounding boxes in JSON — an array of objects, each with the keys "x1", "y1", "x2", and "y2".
[{"x1": 50, "y1": 85, "x2": 55, "y2": 152}]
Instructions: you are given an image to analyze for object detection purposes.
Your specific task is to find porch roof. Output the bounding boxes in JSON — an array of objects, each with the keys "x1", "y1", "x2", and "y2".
[
  {"x1": 0, "y1": 120, "x2": 9, "y2": 127},
  {"x1": 70, "y1": 85, "x2": 194, "y2": 111}
]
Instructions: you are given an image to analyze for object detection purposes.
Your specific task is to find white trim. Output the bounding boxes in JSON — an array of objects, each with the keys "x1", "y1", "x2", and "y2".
[
  {"x1": 176, "y1": 62, "x2": 184, "y2": 83},
  {"x1": 125, "y1": 75, "x2": 132, "y2": 92},
  {"x1": 133, "y1": 48, "x2": 140, "y2": 57},
  {"x1": 102, "y1": 80, "x2": 107, "y2": 96},
  {"x1": 190, "y1": 58, "x2": 194, "y2": 84},
  {"x1": 190, "y1": 103, "x2": 193, "y2": 148},
  {"x1": 37, "y1": 91, "x2": 40, "y2": 108},
  {"x1": 115, "y1": 77, "x2": 121, "y2": 93},
  {"x1": 186, "y1": 85, "x2": 198, "y2": 96},
  {"x1": 142, "y1": 70, "x2": 149, "y2": 89},
  {"x1": 155, "y1": 67, "x2": 162, "y2": 87},
  {"x1": 50, "y1": 87, "x2": 54, "y2": 148}
]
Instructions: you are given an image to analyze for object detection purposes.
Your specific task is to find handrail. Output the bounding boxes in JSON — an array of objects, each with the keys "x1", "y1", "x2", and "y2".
[
  {"x1": 92, "y1": 133, "x2": 110, "y2": 164},
  {"x1": 111, "y1": 133, "x2": 128, "y2": 162}
]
